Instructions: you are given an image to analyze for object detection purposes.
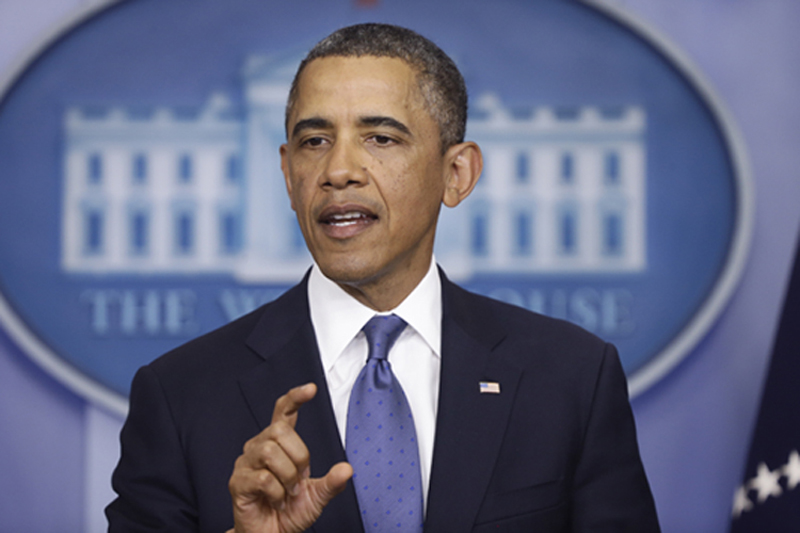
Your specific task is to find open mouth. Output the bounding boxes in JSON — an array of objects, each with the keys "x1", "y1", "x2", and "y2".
[
  {"x1": 323, "y1": 211, "x2": 376, "y2": 226},
  {"x1": 319, "y1": 203, "x2": 378, "y2": 225},
  {"x1": 317, "y1": 205, "x2": 378, "y2": 238}
]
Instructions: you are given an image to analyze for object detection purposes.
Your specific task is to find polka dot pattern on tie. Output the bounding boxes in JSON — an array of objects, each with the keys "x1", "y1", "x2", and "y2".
[{"x1": 346, "y1": 314, "x2": 424, "y2": 532}]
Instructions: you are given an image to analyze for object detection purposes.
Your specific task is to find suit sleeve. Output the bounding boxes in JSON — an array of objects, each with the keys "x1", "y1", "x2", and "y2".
[
  {"x1": 106, "y1": 365, "x2": 200, "y2": 532},
  {"x1": 570, "y1": 343, "x2": 660, "y2": 532}
]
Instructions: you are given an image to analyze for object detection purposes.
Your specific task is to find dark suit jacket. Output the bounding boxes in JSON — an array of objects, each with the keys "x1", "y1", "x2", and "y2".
[{"x1": 107, "y1": 272, "x2": 660, "y2": 532}]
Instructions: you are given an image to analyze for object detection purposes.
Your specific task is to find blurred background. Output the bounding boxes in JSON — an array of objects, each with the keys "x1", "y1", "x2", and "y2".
[{"x1": 0, "y1": 0, "x2": 798, "y2": 532}]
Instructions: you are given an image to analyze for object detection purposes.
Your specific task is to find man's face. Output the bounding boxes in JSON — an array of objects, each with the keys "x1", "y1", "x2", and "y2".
[{"x1": 281, "y1": 56, "x2": 450, "y2": 307}]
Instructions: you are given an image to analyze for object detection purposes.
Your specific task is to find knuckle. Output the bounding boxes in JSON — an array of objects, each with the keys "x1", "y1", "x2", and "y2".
[
  {"x1": 270, "y1": 420, "x2": 291, "y2": 437},
  {"x1": 260, "y1": 439, "x2": 280, "y2": 458},
  {"x1": 258, "y1": 469, "x2": 275, "y2": 486},
  {"x1": 258, "y1": 470, "x2": 284, "y2": 498},
  {"x1": 296, "y1": 448, "x2": 310, "y2": 467},
  {"x1": 242, "y1": 436, "x2": 258, "y2": 455},
  {"x1": 228, "y1": 468, "x2": 247, "y2": 493}
]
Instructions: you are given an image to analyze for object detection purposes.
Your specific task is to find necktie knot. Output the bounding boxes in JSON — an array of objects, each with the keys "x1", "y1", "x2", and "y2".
[{"x1": 363, "y1": 314, "x2": 407, "y2": 362}]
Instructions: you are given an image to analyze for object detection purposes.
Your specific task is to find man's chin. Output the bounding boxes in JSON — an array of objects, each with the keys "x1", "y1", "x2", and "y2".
[{"x1": 316, "y1": 259, "x2": 378, "y2": 287}]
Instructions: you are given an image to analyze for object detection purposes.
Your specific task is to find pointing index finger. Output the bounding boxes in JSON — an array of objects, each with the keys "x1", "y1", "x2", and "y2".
[{"x1": 272, "y1": 382, "x2": 317, "y2": 427}]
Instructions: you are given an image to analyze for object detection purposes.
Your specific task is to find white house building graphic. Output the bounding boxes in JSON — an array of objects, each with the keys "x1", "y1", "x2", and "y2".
[{"x1": 61, "y1": 54, "x2": 647, "y2": 282}]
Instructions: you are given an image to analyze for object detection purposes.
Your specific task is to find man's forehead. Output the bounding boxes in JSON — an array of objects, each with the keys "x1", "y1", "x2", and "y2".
[
  {"x1": 288, "y1": 56, "x2": 428, "y2": 125},
  {"x1": 296, "y1": 56, "x2": 417, "y2": 95}
]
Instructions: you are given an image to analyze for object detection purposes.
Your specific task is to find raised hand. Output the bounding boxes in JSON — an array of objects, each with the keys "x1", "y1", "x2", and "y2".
[{"x1": 227, "y1": 383, "x2": 353, "y2": 533}]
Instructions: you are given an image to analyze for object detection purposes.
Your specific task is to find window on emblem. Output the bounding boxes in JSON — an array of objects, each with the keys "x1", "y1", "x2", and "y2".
[
  {"x1": 560, "y1": 153, "x2": 574, "y2": 184},
  {"x1": 88, "y1": 153, "x2": 103, "y2": 184},
  {"x1": 221, "y1": 212, "x2": 242, "y2": 254},
  {"x1": 179, "y1": 154, "x2": 193, "y2": 183},
  {"x1": 559, "y1": 210, "x2": 577, "y2": 255},
  {"x1": 603, "y1": 212, "x2": 624, "y2": 256},
  {"x1": 130, "y1": 211, "x2": 149, "y2": 255},
  {"x1": 226, "y1": 154, "x2": 241, "y2": 183},
  {"x1": 604, "y1": 151, "x2": 620, "y2": 185},
  {"x1": 133, "y1": 153, "x2": 148, "y2": 184},
  {"x1": 472, "y1": 213, "x2": 489, "y2": 256},
  {"x1": 84, "y1": 209, "x2": 104, "y2": 255},
  {"x1": 516, "y1": 152, "x2": 530, "y2": 183},
  {"x1": 515, "y1": 211, "x2": 533, "y2": 256},
  {"x1": 175, "y1": 212, "x2": 194, "y2": 254}
]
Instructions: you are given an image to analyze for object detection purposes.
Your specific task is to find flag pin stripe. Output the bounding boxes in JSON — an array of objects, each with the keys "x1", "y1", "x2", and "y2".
[{"x1": 479, "y1": 381, "x2": 500, "y2": 394}]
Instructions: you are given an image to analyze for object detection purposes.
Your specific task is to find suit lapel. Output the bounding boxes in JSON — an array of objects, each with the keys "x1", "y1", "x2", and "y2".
[
  {"x1": 424, "y1": 276, "x2": 522, "y2": 532},
  {"x1": 237, "y1": 279, "x2": 364, "y2": 533}
]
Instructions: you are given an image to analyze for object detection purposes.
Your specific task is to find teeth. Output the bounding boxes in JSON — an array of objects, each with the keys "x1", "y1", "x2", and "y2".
[
  {"x1": 331, "y1": 212, "x2": 364, "y2": 220},
  {"x1": 328, "y1": 212, "x2": 369, "y2": 225}
]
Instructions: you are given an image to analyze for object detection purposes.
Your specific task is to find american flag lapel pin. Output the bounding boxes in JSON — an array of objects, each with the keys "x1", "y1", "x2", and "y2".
[{"x1": 479, "y1": 381, "x2": 501, "y2": 394}]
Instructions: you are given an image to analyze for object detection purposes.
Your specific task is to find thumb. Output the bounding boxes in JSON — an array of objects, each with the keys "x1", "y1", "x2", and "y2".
[{"x1": 309, "y1": 462, "x2": 353, "y2": 507}]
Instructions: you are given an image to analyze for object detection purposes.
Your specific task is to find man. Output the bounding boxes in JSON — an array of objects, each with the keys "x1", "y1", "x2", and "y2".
[{"x1": 107, "y1": 23, "x2": 660, "y2": 533}]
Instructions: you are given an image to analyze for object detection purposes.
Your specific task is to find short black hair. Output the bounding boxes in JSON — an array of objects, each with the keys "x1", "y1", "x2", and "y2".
[{"x1": 286, "y1": 23, "x2": 468, "y2": 151}]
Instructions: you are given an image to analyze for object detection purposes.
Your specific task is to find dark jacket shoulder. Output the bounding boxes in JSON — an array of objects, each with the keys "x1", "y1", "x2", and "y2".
[{"x1": 442, "y1": 274, "x2": 611, "y2": 367}]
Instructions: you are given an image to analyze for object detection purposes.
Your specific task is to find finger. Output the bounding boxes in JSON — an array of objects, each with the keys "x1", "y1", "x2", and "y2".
[
  {"x1": 310, "y1": 462, "x2": 353, "y2": 507},
  {"x1": 269, "y1": 423, "x2": 311, "y2": 484},
  {"x1": 229, "y1": 457, "x2": 289, "y2": 508},
  {"x1": 243, "y1": 420, "x2": 309, "y2": 467},
  {"x1": 271, "y1": 382, "x2": 317, "y2": 427},
  {"x1": 239, "y1": 425, "x2": 311, "y2": 495}
]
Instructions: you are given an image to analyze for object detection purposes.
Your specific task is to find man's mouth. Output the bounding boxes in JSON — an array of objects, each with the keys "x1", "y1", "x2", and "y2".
[
  {"x1": 317, "y1": 205, "x2": 378, "y2": 238},
  {"x1": 323, "y1": 211, "x2": 376, "y2": 227}
]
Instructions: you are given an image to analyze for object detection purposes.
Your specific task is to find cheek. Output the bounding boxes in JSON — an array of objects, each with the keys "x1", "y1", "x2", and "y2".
[
  {"x1": 411, "y1": 162, "x2": 446, "y2": 205},
  {"x1": 393, "y1": 177, "x2": 441, "y2": 226},
  {"x1": 288, "y1": 163, "x2": 319, "y2": 200},
  {"x1": 288, "y1": 180, "x2": 315, "y2": 223}
]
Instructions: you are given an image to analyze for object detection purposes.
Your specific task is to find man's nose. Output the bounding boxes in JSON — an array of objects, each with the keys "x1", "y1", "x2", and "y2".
[{"x1": 320, "y1": 138, "x2": 367, "y2": 189}]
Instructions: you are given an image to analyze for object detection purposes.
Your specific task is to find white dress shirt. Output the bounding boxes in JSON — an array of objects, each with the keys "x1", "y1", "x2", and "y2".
[{"x1": 308, "y1": 258, "x2": 442, "y2": 508}]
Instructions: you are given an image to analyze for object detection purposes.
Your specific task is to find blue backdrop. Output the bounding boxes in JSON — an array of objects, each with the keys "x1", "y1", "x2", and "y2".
[{"x1": 0, "y1": 0, "x2": 798, "y2": 532}]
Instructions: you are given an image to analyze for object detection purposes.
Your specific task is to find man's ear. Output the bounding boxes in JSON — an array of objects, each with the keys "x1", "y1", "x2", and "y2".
[
  {"x1": 280, "y1": 144, "x2": 296, "y2": 212},
  {"x1": 442, "y1": 141, "x2": 483, "y2": 208}
]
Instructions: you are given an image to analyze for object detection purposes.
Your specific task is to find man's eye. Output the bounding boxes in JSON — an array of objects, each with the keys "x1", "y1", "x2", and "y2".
[
  {"x1": 302, "y1": 137, "x2": 326, "y2": 147},
  {"x1": 371, "y1": 135, "x2": 394, "y2": 145}
]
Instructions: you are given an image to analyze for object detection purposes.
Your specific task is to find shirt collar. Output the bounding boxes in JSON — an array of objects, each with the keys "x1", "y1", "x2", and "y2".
[{"x1": 308, "y1": 258, "x2": 442, "y2": 373}]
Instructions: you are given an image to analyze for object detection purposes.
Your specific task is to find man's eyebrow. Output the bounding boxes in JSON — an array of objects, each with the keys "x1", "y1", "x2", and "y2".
[
  {"x1": 359, "y1": 116, "x2": 412, "y2": 137},
  {"x1": 291, "y1": 117, "x2": 332, "y2": 139}
]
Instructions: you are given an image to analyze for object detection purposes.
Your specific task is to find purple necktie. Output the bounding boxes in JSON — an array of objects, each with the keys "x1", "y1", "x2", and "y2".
[{"x1": 346, "y1": 314, "x2": 424, "y2": 532}]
